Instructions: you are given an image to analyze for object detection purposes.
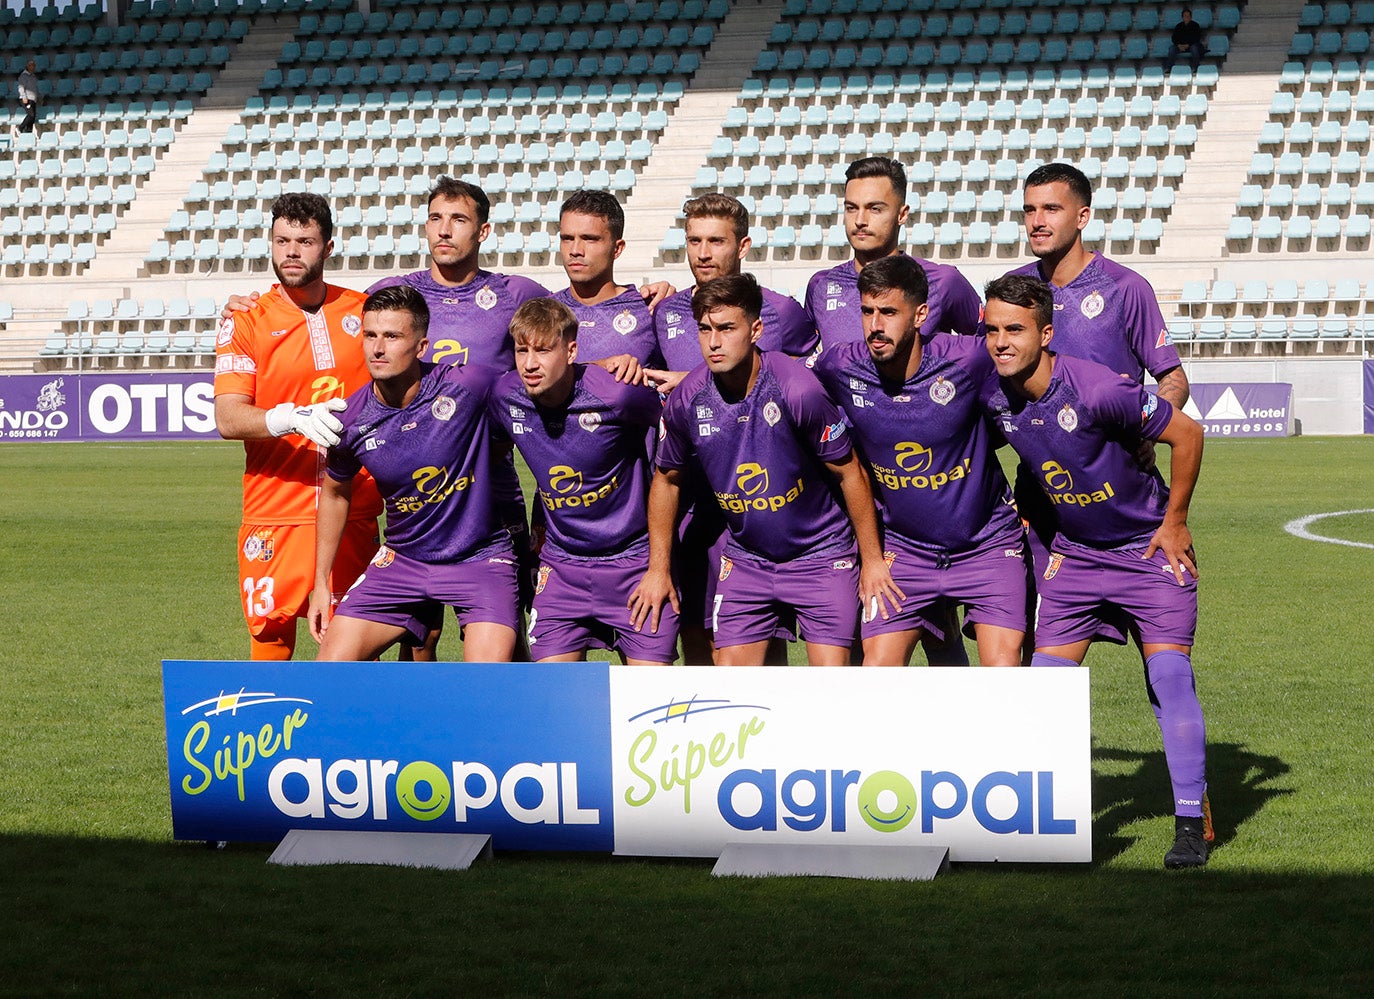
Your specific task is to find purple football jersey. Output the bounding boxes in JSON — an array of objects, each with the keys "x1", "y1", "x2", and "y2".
[
  {"x1": 805, "y1": 254, "x2": 983, "y2": 351},
  {"x1": 814, "y1": 337, "x2": 1021, "y2": 552},
  {"x1": 658, "y1": 351, "x2": 856, "y2": 563},
  {"x1": 489, "y1": 364, "x2": 661, "y2": 560},
  {"x1": 980, "y1": 354, "x2": 1175, "y2": 548},
  {"x1": 329, "y1": 362, "x2": 507, "y2": 562},
  {"x1": 654, "y1": 285, "x2": 819, "y2": 372},
  {"x1": 1006, "y1": 254, "x2": 1180, "y2": 384},
  {"x1": 367, "y1": 269, "x2": 549, "y2": 370},
  {"x1": 552, "y1": 286, "x2": 661, "y2": 366}
]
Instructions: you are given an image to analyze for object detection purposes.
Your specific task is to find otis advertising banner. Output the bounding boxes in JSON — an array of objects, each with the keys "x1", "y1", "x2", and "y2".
[
  {"x1": 0, "y1": 373, "x2": 216, "y2": 441},
  {"x1": 164, "y1": 662, "x2": 1091, "y2": 863}
]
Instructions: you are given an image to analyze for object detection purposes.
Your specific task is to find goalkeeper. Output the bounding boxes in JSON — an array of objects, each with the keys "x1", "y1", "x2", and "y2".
[{"x1": 213, "y1": 192, "x2": 382, "y2": 659}]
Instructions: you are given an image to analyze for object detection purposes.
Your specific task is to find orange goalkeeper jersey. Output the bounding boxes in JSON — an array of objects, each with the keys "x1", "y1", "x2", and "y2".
[{"x1": 214, "y1": 283, "x2": 383, "y2": 524}]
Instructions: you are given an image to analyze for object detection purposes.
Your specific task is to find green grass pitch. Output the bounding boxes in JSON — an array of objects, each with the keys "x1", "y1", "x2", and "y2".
[{"x1": 0, "y1": 437, "x2": 1371, "y2": 996}]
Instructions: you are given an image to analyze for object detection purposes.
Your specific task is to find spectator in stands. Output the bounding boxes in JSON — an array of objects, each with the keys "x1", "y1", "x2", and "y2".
[
  {"x1": 16, "y1": 58, "x2": 39, "y2": 134},
  {"x1": 1165, "y1": 9, "x2": 1206, "y2": 74}
]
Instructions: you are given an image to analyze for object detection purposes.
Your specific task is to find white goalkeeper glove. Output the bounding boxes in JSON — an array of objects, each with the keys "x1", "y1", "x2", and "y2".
[{"x1": 265, "y1": 398, "x2": 347, "y2": 447}]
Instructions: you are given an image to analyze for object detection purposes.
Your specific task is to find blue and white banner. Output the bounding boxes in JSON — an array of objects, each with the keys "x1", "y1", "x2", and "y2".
[{"x1": 163, "y1": 662, "x2": 1091, "y2": 863}]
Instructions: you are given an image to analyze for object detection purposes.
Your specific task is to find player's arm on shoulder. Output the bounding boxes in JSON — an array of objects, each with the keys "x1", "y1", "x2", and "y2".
[
  {"x1": 1145, "y1": 407, "x2": 1203, "y2": 584},
  {"x1": 628, "y1": 466, "x2": 684, "y2": 633},
  {"x1": 826, "y1": 449, "x2": 906, "y2": 621},
  {"x1": 638, "y1": 281, "x2": 677, "y2": 313},
  {"x1": 218, "y1": 290, "x2": 261, "y2": 320},
  {"x1": 309, "y1": 473, "x2": 354, "y2": 643},
  {"x1": 592, "y1": 352, "x2": 648, "y2": 386}
]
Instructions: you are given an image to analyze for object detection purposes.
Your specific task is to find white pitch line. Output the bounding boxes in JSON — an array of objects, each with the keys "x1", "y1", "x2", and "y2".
[{"x1": 1283, "y1": 509, "x2": 1374, "y2": 550}]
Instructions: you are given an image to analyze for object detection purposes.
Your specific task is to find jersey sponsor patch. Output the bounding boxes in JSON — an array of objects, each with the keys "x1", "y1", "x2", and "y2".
[
  {"x1": 476, "y1": 285, "x2": 498, "y2": 310},
  {"x1": 1156, "y1": 327, "x2": 1173, "y2": 348},
  {"x1": 216, "y1": 317, "x2": 235, "y2": 346},
  {"x1": 819, "y1": 419, "x2": 846, "y2": 443},
  {"x1": 832, "y1": 558, "x2": 854, "y2": 570},
  {"x1": 1142, "y1": 394, "x2": 1159, "y2": 421}
]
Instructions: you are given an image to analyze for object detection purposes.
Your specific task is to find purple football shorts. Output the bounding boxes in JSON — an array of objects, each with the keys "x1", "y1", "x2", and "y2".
[
  {"x1": 713, "y1": 547, "x2": 859, "y2": 650},
  {"x1": 334, "y1": 543, "x2": 520, "y2": 645},
  {"x1": 1034, "y1": 537, "x2": 1198, "y2": 648},
  {"x1": 864, "y1": 530, "x2": 1029, "y2": 640},
  {"x1": 528, "y1": 550, "x2": 679, "y2": 663}
]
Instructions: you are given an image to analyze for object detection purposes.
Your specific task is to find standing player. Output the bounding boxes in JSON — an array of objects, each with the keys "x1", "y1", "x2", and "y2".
[
  {"x1": 647, "y1": 192, "x2": 818, "y2": 663},
  {"x1": 980, "y1": 274, "x2": 1210, "y2": 869},
  {"x1": 308, "y1": 286, "x2": 518, "y2": 661},
  {"x1": 805, "y1": 156, "x2": 982, "y2": 348},
  {"x1": 552, "y1": 190, "x2": 662, "y2": 370},
  {"x1": 489, "y1": 298, "x2": 677, "y2": 664},
  {"x1": 214, "y1": 192, "x2": 381, "y2": 660},
  {"x1": 807, "y1": 156, "x2": 982, "y2": 665},
  {"x1": 648, "y1": 193, "x2": 817, "y2": 392},
  {"x1": 630, "y1": 275, "x2": 899, "y2": 666},
  {"x1": 814, "y1": 256, "x2": 1026, "y2": 666}
]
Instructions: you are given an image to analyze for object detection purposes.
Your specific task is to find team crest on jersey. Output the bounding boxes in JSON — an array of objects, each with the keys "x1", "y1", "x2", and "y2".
[
  {"x1": 1057, "y1": 405, "x2": 1079, "y2": 432},
  {"x1": 432, "y1": 396, "x2": 457, "y2": 421},
  {"x1": 578, "y1": 411, "x2": 602, "y2": 433},
  {"x1": 1043, "y1": 552, "x2": 1064, "y2": 580},
  {"x1": 613, "y1": 310, "x2": 638, "y2": 335},
  {"x1": 475, "y1": 285, "x2": 498, "y2": 311},
  {"x1": 242, "y1": 528, "x2": 274, "y2": 563},
  {"x1": 883, "y1": 550, "x2": 897, "y2": 568},
  {"x1": 216, "y1": 317, "x2": 235, "y2": 346},
  {"x1": 929, "y1": 376, "x2": 956, "y2": 406},
  {"x1": 763, "y1": 400, "x2": 781, "y2": 426},
  {"x1": 343, "y1": 315, "x2": 362, "y2": 337},
  {"x1": 535, "y1": 565, "x2": 551, "y2": 595},
  {"x1": 1080, "y1": 292, "x2": 1105, "y2": 320},
  {"x1": 371, "y1": 546, "x2": 395, "y2": 569},
  {"x1": 718, "y1": 556, "x2": 733, "y2": 582}
]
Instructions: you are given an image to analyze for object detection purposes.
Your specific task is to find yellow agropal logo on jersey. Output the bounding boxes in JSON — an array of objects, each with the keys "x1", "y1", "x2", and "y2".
[
  {"x1": 714, "y1": 462, "x2": 806, "y2": 514},
  {"x1": 540, "y1": 464, "x2": 622, "y2": 510},
  {"x1": 430, "y1": 339, "x2": 469, "y2": 366},
  {"x1": 1039, "y1": 461, "x2": 1116, "y2": 507},
  {"x1": 309, "y1": 376, "x2": 344, "y2": 404},
  {"x1": 869, "y1": 441, "x2": 973, "y2": 492},
  {"x1": 391, "y1": 464, "x2": 474, "y2": 513}
]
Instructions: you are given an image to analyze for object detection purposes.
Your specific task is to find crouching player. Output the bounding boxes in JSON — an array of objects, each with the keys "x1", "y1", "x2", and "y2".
[
  {"x1": 814, "y1": 255, "x2": 1026, "y2": 666},
  {"x1": 980, "y1": 274, "x2": 1211, "y2": 868},
  {"x1": 308, "y1": 285, "x2": 518, "y2": 661},
  {"x1": 489, "y1": 298, "x2": 678, "y2": 664},
  {"x1": 630, "y1": 274, "x2": 898, "y2": 666}
]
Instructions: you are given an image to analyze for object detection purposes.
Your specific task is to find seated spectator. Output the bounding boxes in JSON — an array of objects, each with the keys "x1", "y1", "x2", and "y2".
[{"x1": 1165, "y1": 9, "x2": 1206, "y2": 74}]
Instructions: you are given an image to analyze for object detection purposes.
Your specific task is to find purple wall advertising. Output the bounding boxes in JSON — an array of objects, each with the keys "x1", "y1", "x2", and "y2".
[
  {"x1": 1364, "y1": 362, "x2": 1374, "y2": 434},
  {"x1": 1183, "y1": 382, "x2": 1294, "y2": 438},
  {"x1": 0, "y1": 372, "x2": 216, "y2": 442}
]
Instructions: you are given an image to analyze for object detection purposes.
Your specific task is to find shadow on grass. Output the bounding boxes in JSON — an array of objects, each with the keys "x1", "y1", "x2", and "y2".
[
  {"x1": 1092, "y1": 740, "x2": 1291, "y2": 863},
  {"x1": 1, "y1": 831, "x2": 1368, "y2": 997}
]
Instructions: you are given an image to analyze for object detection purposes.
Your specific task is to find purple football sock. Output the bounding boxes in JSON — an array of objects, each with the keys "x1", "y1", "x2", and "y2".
[
  {"x1": 1030, "y1": 652, "x2": 1080, "y2": 667},
  {"x1": 1145, "y1": 650, "x2": 1207, "y2": 818}
]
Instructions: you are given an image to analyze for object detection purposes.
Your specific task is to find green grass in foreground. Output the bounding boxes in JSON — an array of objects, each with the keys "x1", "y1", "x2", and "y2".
[{"x1": 1, "y1": 438, "x2": 1371, "y2": 996}]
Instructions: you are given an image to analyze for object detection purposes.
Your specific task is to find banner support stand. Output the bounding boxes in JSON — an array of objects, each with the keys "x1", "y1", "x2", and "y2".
[
  {"x1": 712, "y1": 842, "x2": 950, "y2": 881},
  {"x1": 268, "y1": 830, "x2": 494, "y2": 871}
]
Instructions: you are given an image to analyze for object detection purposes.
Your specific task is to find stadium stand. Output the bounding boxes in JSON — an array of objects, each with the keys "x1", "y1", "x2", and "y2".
[{"x1": 0, "y1": 0, "x2": 1369, "y2": 417}]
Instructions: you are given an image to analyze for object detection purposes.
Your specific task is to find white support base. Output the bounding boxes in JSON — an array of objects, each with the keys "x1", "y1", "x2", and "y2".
[
  {"x1": 267, "y1": 830, "x2": 493, "y2": 871},
  {"x1": 712, "y1": 843, "x2": 949, "y2": 882}
]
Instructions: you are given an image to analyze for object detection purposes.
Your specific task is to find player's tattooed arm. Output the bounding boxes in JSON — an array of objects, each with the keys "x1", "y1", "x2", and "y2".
[
  {"x1": 219, "y1": 291, "x2": 261, "y2": 319},
  {"x1": 827, "y1": 449, "x2": 906, "y2": 622},
  {"x1": 593, "y1": 353, "x2": 649, "y2": 386},
  {"x1": 628, "y1": 467, "x2": 683, "y2": 633},
  {"x1": 1154, "y1": 365, "x2": 1190, "y2": 409},
  {"x1": 308, "y1": 474, "x2": 354, "y2": 644},
  {"x1": 638, "y1": 281, "x2": 677, "y2": 314},
  {"x1": 1144, "y1": 408, "x2": 1204, "y2": 585}
]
